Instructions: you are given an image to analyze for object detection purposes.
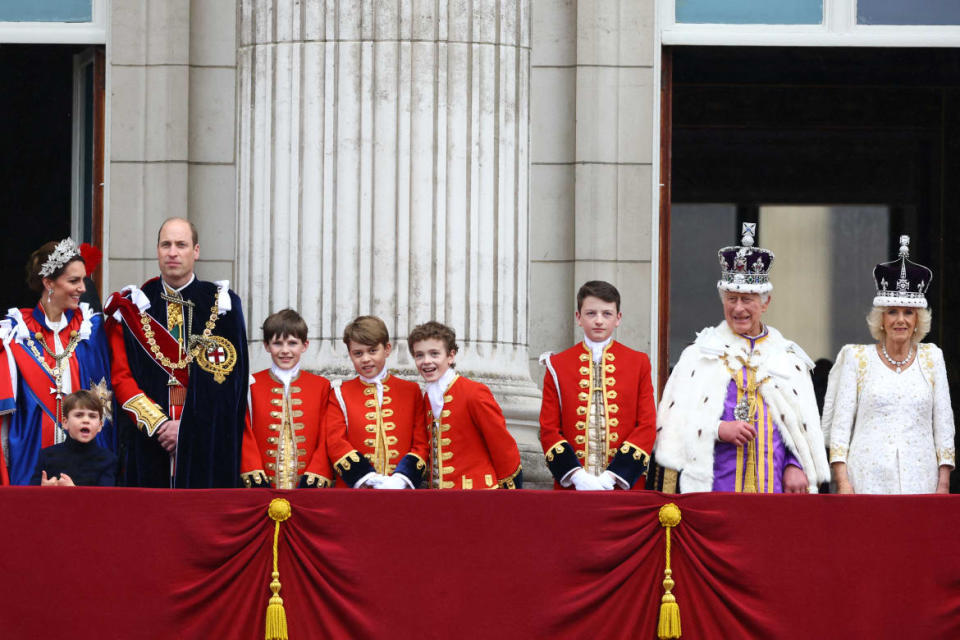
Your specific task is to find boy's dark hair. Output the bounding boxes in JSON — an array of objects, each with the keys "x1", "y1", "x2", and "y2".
[
  {"x1": 576, "y1": 280, "x2": 621, "y2": 312},
  {"x1": 262, "y1": 309, "x2": 308, "y2": 343},
  {"x1": 407, "y1": 321, "x2": 459, "y2": 357},
  {"x1": 342, "y1": 315, "x2": 390, "y2": 348},
  {"x1": 63, "y1": 389, "x2": 103, "y2": 419}
]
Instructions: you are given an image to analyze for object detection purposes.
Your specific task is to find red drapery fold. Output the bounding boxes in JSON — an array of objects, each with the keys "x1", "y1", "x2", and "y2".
[{"x1": 1, "y1": 489, "x2": 958, "y2": 640}]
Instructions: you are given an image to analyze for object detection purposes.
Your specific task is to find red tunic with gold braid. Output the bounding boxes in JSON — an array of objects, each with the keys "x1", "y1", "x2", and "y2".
[
  {"x1": 241, "y1": 369, "x2": 333, "y2": 489},
  {"x1": 322, "y1": 374, "x2": 429, "y2": 487},
  {"x1": 539, "y1": 341, "x2": 656, "y2": 489},
  {"x1": 426, "y1": 375, "x2": 522, "y2": 490}
]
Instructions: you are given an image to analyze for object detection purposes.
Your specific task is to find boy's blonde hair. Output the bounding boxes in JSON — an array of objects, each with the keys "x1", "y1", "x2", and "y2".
[{"x1": 342, "y1": 316, "x2": 390, "y2": 348}]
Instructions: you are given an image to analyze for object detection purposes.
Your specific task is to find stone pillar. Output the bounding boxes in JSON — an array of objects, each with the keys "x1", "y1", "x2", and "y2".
[{"x1": 237, "y1": 0, "x2": 548, "y2": 485}]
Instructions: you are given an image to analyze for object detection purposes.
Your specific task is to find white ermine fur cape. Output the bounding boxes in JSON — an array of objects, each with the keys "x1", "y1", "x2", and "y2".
[{"x1": 654, "y1": 321, "x2": 829, "y2": 493}]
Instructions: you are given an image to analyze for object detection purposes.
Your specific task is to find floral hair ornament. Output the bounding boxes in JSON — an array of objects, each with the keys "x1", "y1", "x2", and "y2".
[{"x1": 39, "y1": 238, "x2": 81, "y2": 279}]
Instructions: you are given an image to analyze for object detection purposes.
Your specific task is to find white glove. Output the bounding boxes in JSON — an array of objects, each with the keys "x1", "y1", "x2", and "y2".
[
  {"x1": 374, "y1": 474, "x2": 411, "y2": 490},
  {"x1": 570, "y1": 468, "x2": 607, "y2": 491},
  {"x1": 597, "y1": 471, "x2": 618, "y2": 491},
  {"x1": 354, "y1": 472, "x2": 387, "y2": 488}
]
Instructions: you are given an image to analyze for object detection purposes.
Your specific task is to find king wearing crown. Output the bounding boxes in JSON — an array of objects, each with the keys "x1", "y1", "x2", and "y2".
[{"x1": 651, "y1": 223, "x2": 829, "y2": 493}]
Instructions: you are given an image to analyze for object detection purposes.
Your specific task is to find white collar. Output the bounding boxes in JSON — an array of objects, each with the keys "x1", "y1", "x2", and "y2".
[
  {"x1": 359, "y1": 367, "x2": 389, "y2": 404},
  {"x1": 426, "y1": 368, "x2": 458, "y2": 418},
  {"x1": 583, "y1": 336, "x2": 613, "y2": 363},
  {"x1": 162, "y1": 274, "x2": 196, "y2": 294},
  {"x1": 44, "y1": 312, "x2": 68, "y2": 334},
  {"x1": 359, "y1": 367, "x2": 388, "y2": 386},
  {"x1": 271, "y1": 362, "x2": 301, "y2": 389}
]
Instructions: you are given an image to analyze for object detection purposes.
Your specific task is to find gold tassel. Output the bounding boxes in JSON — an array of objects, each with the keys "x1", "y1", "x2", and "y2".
[
  {"x1": 265, "y1": 498, "x2": 292, "y2": 640},
  {"x1": 657, "y1": 503, "x2": 682, "y2": 639}
]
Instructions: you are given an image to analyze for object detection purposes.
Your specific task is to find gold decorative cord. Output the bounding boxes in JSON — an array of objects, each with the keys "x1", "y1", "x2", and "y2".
[
  {"x1": 139, "y1": 298, "x2": 220, "y2": 371},
  {"x1": 26, "y1": 330, "x2": 82, "y2": 426},
  {"x1": 726, "y1": 362, "x2": 769, "y2": 493},
  {"x1": 657, "y1": 503, "x2": 682, "y2": 639},
  {"x1": 265, "y1": 498, "x2": 292, "y2": 640}
]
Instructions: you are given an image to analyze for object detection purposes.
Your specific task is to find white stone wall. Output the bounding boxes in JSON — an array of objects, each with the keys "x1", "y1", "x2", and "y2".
[
  {"x1": 528, "y1": 0, "x2": 657, "y2": 382},
  {"x1": 103, "y1": 0, "x2": 660, "y2": 487},
  {"x1": 108, "y1": 0, "x2": 238, "y2": 291}
]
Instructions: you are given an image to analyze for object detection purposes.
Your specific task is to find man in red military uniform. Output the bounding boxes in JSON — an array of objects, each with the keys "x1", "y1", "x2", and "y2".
[
  {"x1": 539, "y1": 281, "x2": 656, "y2": 490},
  {"x1": 408, "y1": 321, "x2": 522, "y2": 490},
  {"x1": 241, "y1": 309, "x2": 352, "y2": 488},
  {"x1": 320, "y1": 316, "x2": 429, "y2": 488}
]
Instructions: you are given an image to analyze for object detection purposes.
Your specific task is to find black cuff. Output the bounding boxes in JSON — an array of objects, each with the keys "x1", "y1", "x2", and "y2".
[
  {"x1": 499, "y1": 467, "x2": 523, "y2": 490},
  {"x1": 606, "y1": 443, "x2": 650, "y2": 489},
  {"x1": 240, "y1": 470, "x2": 270, "y2": 488},
  {"x1": 333, "y1": 451, "x2": 376, "y2": 487},
  {"x1": 394, "y1": 453, "x2": 427, "y2": 487},
  {"x1": 298, "y1": 472, "x2": 333, "y2": 488},
  {"x1": 544, "y1": 441, "x2": 580, "y2": 484}
]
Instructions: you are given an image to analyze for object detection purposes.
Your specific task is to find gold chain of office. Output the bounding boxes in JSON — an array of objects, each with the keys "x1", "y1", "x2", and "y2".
[{"x1": 140, "y1": 304, "x2": 219, "y2": 370}]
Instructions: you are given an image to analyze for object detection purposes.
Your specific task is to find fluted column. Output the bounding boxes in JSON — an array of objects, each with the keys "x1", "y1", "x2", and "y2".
[{"x1": 237, "y1": 0, "x2": 545, "y2": 482}]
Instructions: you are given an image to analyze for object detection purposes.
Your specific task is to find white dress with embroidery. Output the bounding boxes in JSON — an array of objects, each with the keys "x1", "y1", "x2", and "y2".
[{"x1": 823, "y1": 343, "x2": 956, "y2": 494}]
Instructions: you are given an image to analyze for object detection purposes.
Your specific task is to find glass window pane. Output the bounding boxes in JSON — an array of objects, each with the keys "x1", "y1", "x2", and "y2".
[
  {"x1": 759, "y1": 205, "x2": 890, "y2": 362},
  {"x1": 858, "y1": 0, "x2": 960, "y2": 25},
  {"x1": 668, "y1": 203, "x2": 738, "y2": 367},
  {"x1": 668, "y1": 205, "x2": 891, "y2": 369},
  {"x1": 0, "y1": 0, "x2": 92, "y2": 23},
  {"x1": 676, "y1": 0, "x2": 822, "y2": 25}
]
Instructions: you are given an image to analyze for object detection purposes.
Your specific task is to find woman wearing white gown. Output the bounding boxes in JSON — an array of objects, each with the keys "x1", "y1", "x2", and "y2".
[{"x1": 823, "y1": 235, "x2": 954, "y2": 494}]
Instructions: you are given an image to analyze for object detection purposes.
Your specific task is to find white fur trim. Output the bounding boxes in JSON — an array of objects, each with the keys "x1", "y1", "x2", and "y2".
[
  {"x1": 655, "y1": 320, "x2": 829, "y2": 493},
  {"x1": 214, "y1": 281, "x2": 231, "y2": 315},
  {"x1": 717, "y1": 281, "x2": 773, "y2": 294},
  {"x1": 872, "y1": 293, "x2": 927, "y2": 309}
]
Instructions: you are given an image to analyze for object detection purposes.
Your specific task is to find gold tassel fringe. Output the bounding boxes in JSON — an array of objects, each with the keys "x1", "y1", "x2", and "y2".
[
  {"x1": 657, "y1": 503, "x2": 682, "y2": 639},
  {"x1": 265, "y1": 498, "x2": 292, "y2": 640}
]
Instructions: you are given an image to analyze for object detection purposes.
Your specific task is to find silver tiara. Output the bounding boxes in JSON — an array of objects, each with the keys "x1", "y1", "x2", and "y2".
[{"x1": 39, "y1": 238, "x2": 80, "y2": 278}]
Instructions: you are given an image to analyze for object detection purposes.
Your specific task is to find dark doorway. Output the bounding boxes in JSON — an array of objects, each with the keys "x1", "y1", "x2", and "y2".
[
  {"x1": 0, "y1": 44, "x2": 100, "y2": 310},
  {"x1": 664, "y1": 46, "x2": 960, "y2": 489}
]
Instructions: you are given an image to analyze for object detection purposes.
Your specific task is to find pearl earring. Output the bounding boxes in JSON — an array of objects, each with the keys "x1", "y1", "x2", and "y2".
[{"x1": 47, "y1": 288, "x2": 53, "y2": 303}]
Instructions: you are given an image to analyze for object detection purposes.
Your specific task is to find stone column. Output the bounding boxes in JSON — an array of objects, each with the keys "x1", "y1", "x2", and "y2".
[{"x1": 237, "y1": 0, "x2": 547, "y2": 484}]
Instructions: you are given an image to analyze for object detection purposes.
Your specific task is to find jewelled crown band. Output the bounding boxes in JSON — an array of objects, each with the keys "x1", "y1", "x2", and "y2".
[
  {"x1": 39, "y1": 238, "x2": 81, "y2": 279},
  {"x1": 872, "y1": 235, "x2": 931, "y2": 309},
  {"x1": 717, "y1": 222, "x2": 775, "y2": 294}
]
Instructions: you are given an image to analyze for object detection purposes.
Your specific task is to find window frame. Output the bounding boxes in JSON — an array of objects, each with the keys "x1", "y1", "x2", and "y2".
[
  {"x1": 0, "y1": 0, "x2": 105, "y2": 44},
  {"x1": 661, "y1": 0, "x2": 960, "y2": 47}
]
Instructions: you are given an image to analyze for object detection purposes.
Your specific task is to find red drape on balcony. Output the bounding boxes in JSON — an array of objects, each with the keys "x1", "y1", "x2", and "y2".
[{"x1": 1, "y1": 488, "x2": 958, "y2": 640}]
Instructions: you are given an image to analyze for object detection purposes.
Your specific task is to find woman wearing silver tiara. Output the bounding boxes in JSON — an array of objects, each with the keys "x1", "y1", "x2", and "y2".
[
  {"x1": 823, "y1": 236, "x2": 955, "y2": 494},
  {"x1": 0, "y1": 239, "x2": 114, "y2": 485}
]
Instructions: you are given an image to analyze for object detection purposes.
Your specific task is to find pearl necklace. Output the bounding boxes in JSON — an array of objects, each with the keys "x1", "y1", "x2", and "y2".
[{"x1": 881, "y1": 342, "x2": 913, "y2": 374}]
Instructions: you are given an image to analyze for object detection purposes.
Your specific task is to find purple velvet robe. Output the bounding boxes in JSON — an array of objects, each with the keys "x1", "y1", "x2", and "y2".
[{"x1": 712, "y1": 330, "x2": 802, "y2": 493}]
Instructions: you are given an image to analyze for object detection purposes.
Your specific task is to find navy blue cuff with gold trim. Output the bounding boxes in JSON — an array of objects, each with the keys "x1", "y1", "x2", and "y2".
[
  {"x1": 333, "y1": 451, "x2": 376, "y2": 487},
  {"x1": 544, "y1": 441, "x2": 580, "y2": 484},
  {"x1": 606, "y1": 443, "x2": 650, "y2": 489},
  {"x1": 499, "y1": 466, "x2": 523, "y2": 489},
  {"x1": 394, "y1": 453, "x2": 427, "y2": 487}
]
